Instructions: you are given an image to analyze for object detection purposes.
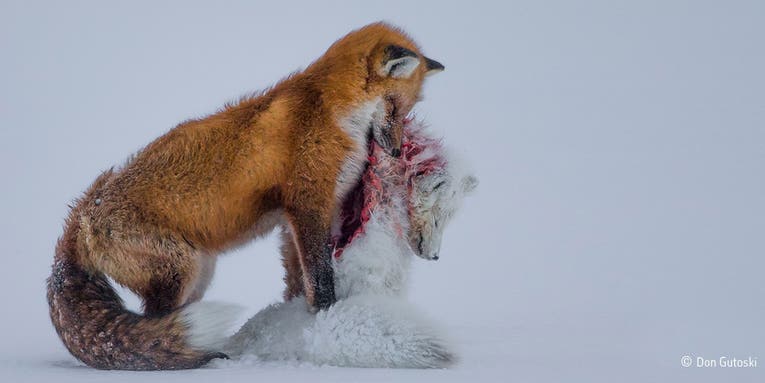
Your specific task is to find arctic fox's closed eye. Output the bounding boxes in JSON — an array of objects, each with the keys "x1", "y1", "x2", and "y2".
[
  {"x1": 226, "y1": 122, "x2": 477, "y2": 368},
  {"x1": 409, "y1": 163, "x2": 479, "y2": 261}
]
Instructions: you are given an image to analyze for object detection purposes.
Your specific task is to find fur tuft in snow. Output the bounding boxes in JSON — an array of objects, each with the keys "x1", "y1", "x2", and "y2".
[{"x1": 182, "y1": 301, "x2": 244, "y2": 351}]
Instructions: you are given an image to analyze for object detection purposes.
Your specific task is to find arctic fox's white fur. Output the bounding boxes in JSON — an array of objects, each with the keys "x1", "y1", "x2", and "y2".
[{"x1": 225, "y1": 124, "x2": 476, "y2": 368}]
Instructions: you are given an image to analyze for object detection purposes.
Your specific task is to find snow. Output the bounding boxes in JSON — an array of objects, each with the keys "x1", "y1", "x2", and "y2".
[{"x1": 1, "y1": 1, "x2": 764, "y2": 382}]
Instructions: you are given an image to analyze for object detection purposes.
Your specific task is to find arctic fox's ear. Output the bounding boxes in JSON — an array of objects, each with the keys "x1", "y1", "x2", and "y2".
[
  {"x1": 380, "y1": 45, "x2": 420, "y2": 79},
  {"x1": 461, "y1": 175, "x2": 479, "y2": 194}
]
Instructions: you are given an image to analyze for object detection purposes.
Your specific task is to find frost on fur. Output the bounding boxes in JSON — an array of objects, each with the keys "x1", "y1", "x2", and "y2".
[
  {"x1": 183, "y1": 301, "x2": 244, "y2": 351},
  {"x1": 227, "y1": 120, "x2": 476, "y2": 368}
]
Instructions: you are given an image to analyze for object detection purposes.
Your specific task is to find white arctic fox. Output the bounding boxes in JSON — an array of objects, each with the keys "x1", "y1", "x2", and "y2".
[{"x1": 225, "y1": 121, "x2": 477, "y2": 368}]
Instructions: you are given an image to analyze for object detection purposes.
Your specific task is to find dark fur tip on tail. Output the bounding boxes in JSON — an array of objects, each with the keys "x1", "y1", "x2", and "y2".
[
  {"x1": 206, "y1": 352, "x2": 230, "y2": 362},
  {"x1": 46, "y1": 257, "x2": 223, "y2": 370}
]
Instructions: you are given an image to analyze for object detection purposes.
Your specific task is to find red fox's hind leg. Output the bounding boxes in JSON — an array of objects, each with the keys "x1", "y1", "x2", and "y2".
[
  {"x1": 128, "y1": 237, "x2": 202, "y2": 317},
  {"x1": 142, "y1": 274, "x2": 186, "y2": 317},
  {"x1": 140, "y1": 258, "x2": 199, "y2": 317}
]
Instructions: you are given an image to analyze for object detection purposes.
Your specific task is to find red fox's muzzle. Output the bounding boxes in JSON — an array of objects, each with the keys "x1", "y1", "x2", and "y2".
[
  {"x1": 371, "y1": 95, "x2": 407, "y2": 157},
  {"x1": 372, "y1": 120, "x2": 404, "y2": 158}
]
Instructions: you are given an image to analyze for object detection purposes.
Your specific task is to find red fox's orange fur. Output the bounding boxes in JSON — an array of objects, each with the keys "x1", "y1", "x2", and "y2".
[{"x1": 47, "y1": 22, "x2": 444, "y2": 370}]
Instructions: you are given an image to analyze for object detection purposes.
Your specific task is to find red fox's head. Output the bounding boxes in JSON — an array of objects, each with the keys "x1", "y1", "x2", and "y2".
[
  {"x1": 368, "y1": 43, "x2": 444, "y2": 157},
  {"x1": 315, "y1": 22, "x2": 444, "y2": 157}
]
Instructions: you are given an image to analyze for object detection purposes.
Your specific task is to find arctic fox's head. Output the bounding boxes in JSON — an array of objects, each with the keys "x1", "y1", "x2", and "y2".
[{"x1": 408, "y1": 157, "x2": 478, "y2": 260}]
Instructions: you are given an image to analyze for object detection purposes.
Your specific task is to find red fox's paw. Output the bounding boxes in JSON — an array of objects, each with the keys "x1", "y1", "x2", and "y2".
[{"x1": 309, "y1": 245, "x2": 337, "y2": 311}]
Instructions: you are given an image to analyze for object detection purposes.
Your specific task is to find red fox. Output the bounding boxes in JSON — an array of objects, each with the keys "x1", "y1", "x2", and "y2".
[{"x1": 47, "y1": 22, "x2": 444, "y2": 370}]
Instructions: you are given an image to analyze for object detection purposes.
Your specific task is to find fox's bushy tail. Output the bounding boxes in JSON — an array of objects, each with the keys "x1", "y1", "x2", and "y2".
[{"x1": 47, "y1": 226, "x2": 238, "y2": 370}]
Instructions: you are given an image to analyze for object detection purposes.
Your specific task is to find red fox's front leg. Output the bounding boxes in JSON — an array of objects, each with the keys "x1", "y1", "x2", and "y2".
[{"x1": 285, "y1": 207, "x2": 336, "y2": 310}]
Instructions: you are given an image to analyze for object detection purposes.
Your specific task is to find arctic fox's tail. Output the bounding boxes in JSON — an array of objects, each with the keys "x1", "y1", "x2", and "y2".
[
  {"x1": 226, "y1": 295, "x2": 455, "y2": 368},
  {"x1": 47, "y1": 233, "x2": 239, "y2": 370},
  {"x1": 308, "y1": 295, "x2": 456, "y2": 368}
]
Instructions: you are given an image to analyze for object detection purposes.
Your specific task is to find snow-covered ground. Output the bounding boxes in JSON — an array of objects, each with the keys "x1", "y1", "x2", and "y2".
[{"x1": 1, "y1": 1, "x2": 763, "y2": 382}]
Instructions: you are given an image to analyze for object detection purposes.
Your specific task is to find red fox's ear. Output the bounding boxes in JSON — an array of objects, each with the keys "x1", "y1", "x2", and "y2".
[
  {"x1": 424, "y1": 56, "x2": 445, "y2": 76},
  {"x1": 380, "y1": 45, "x2": 420, "y2": 79}
]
